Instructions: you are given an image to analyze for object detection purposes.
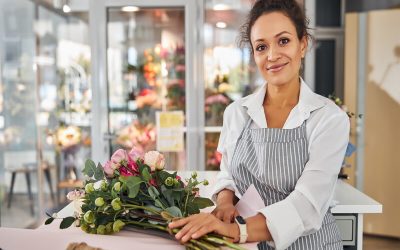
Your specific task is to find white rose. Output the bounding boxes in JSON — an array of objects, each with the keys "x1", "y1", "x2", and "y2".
[{"x1": 144, "y1": 151, "x2": 165, "y2": 171}]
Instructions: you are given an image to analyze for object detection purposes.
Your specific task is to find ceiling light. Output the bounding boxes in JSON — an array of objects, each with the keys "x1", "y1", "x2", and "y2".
[
  {"x1": 62, "y1": 4, "x2": 71, "y2": 13},
  {"x1": 216, "y1": 22, "x2": 227, "y2": 28},
  {"x1": 122, "y1": 6, "x2": 140, "y2": 12},
  {"x1": 213, "y1": 4, "x2": 230, "y2": 11}
]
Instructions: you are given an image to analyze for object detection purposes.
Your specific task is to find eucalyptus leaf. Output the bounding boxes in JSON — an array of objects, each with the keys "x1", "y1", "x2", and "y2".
[
  {"x1": 60, "y1": 216, "x2": 76, "y2": 229},
  {"x1": 154, "y1": 199, "x2": 164, "y2": 208},
  {"x1": 165, "y1": 206, "x2": 182, "y2": 218},
  {"x1": 94, "y1": 162, "x2": 105, "y2": 180},
  {"x1": 126, "y1": 176, "x2": 142, "y2": 198},
  {"x1": 186, "y1": 203, "x2": 200, "y2": 215},
  {"x1": 82, "y1": 159, "x2": 96, "y2": 178},
  {"x1": 192, "y1": 197, "x2": 214, "y2": 209},
  {"x1": 148, "y1": 186, "x2": 160, "y2": 199},
  {"x1": 142, "y1": 167, "x2": 151, "y2": 182},
  {"x1": 45, "y1": 217, "x2": 54, "y2": 225}
]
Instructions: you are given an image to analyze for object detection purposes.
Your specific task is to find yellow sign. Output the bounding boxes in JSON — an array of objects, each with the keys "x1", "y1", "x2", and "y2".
[{"x1": 156, "y1": 111, "x2": 184, "y2": 152}]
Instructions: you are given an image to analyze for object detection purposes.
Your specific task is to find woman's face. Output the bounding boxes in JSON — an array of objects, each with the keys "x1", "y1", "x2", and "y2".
[{"x1": 250, "y1": 12, "x2": 307, "y2": 86}]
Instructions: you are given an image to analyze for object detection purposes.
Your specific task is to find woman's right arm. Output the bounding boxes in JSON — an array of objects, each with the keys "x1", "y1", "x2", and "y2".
[{"x1": 210, "y1": 104, "x2": 241, "y2": 222}]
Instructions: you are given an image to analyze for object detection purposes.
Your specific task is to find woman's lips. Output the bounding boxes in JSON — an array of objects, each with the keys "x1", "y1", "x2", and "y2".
[{"x1": 267, "y1": 62, "x2": 289, "y2": 72}]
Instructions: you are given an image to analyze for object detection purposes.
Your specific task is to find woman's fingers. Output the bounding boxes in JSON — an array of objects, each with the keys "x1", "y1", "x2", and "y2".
[
  {"x1": 169, "y1": 216, "x2": 189, "y2": 228},
  {"x1": 168, "y1": 213, "x2": 220, "y2": 243}
]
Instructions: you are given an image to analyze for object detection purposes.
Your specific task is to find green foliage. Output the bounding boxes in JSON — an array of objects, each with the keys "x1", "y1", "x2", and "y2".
[
  {"x1": 60, "y1": 216, "x2": 76, "y2": 229},
  {"x1": 82, "y1": 160, "x2": 104, "y2": 180}
]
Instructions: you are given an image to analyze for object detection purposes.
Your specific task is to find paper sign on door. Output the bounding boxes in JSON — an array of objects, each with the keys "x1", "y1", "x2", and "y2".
[{"x1": 156, "y1": 111, "x2": 184, "y2": 152}]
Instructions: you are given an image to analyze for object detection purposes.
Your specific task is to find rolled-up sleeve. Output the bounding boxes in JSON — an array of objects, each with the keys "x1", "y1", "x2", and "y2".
[{"x1": 258, "y1": 111, "x2": 350, "y2": 250}]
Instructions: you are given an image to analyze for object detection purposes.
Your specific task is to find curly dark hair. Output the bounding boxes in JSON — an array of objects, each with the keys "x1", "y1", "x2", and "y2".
[{"x1": 238, "y1": 0, "x2": 313, "y2": 52}]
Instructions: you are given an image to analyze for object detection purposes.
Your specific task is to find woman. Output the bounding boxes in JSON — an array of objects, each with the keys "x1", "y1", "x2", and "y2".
[{"x1": 169, "y1": 0, "x2": 349, "y2": 249}]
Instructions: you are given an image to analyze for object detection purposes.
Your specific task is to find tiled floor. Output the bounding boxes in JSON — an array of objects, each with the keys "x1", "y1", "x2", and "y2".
[
  {"x1": 364, "y1": 234, "x2": 400, "y2": 250},
  {"x1": 0, "y1": 193, "x2": 62, "y2": 228}
]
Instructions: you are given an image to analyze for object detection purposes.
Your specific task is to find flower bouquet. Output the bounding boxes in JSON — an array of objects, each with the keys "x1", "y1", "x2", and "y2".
[{"x1": 46, "y1": 148, "x2": 244, "y2": 250}]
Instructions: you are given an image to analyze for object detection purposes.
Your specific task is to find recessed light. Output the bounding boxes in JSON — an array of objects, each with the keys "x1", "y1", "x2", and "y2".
[
  {"x1": 122, "y1": 6, "x2": 140, "y2": 12},
  {"x1": 62, "y1": 4, "x2": 71, "y2": 13},
  {"x1": 216, "y1": 22, "x2": 227, "y2": 28},
  {"x1": 213, "y1": 4, "x2": 230, "y2": 11}
]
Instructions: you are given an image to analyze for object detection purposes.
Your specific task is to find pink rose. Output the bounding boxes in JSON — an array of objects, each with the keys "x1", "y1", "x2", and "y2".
[
  {"x1": 144, "y1": 151, "x2": 165, "y2": 171},
  {"x1": 111, "y1": 149, "x2": 129, "y2": 170},
  {"x1": 128, "y1": 148, "x2": 143, "y2": 162},
  {"x1": 103, "y1": 160, "x2": 114, "y2": 177}
]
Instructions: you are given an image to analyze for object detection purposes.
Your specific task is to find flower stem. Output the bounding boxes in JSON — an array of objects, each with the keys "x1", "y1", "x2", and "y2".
[
  {"x1": 123, "y1": 204, "x2": 161, "y2": 215},
  {"x1": 204, "y1": 237, "x2": 247, "y2": 250}
]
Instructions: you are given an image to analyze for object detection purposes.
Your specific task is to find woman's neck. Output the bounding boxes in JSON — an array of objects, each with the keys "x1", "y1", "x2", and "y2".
[{"x1": 264, "y1": 77, "x2": 301, "y2": 108}]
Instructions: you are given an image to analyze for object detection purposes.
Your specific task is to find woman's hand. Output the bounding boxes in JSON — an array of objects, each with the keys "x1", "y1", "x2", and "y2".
[
  {"x1": 168, "y1": 213, "x2": 239, "y2": 243},
  {"x1": 212, "y1": 189, "x2": 239, "y2": 223},
  {"x1": 212, "y1": 203, "x2": 239, "y2": 223}
]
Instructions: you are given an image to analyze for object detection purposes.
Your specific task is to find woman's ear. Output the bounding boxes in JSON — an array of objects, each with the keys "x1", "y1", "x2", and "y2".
[{"x1": 300, "y1": 36, "x2": 308, "y2": 58}]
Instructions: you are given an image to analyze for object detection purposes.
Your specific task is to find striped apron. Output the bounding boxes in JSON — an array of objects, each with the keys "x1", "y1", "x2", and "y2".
[{"x1": 231, "y1": 118, "x2": 343, "y2": 250}]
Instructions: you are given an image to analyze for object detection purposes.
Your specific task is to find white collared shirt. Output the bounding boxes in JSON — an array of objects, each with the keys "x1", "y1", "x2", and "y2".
[{"x1": 212, "y1": 79, "x2": 350, "y2": 250}]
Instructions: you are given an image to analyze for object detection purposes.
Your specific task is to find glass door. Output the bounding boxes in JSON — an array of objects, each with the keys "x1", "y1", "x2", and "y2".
[
  {"x1": 107, "y1": 6, "x2": 186, "y2": 170},
  {"x1": 90, "y1": 0, "x2": 199, "y2": 170}
]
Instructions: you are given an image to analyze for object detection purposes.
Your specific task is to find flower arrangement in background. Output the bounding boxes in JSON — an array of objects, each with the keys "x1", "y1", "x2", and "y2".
[
  {"x1": 166, "y1": 80, "x2": 185, "y2": 111},
  {"x1": 328, "y1": 94, "x2": 361, "y2": 177},
  {"x1": 142, "y1": 48, "x2": 162, "y2": 87},
  {"x1": 206, "y1": 150, "x2": 222, "y2": 171},
  {"x1": 46, "y1": 148, "x2": 244, "y2": 250},
  {"x1": 115, "y1": 121, "x2": 156, "y2": 153},
  {"x1": 205, "y1": 93, "x2": 231, "y2": 126},
  {"x1": 135, "y1": 88, "x2": 162, "y2": 109},
  {"x1": 56, "y1": 125, "x2": 82, "y2": 150}
]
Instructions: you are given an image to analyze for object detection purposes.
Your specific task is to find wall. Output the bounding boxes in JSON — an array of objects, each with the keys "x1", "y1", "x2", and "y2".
[{"x1": 363, "y1": 8, "x2": 400, "y2": 237}]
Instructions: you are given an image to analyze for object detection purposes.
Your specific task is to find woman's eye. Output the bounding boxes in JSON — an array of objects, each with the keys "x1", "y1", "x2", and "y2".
[
  {"x1": 256, "y1": 45, "x2": 267, "y2": 51},
  {"x1": 279, "y1": 38, "x2": 290, "y2": 45}
]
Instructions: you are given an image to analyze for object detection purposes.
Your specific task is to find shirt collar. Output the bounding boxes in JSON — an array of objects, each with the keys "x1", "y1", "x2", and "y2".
[{"x1": 241, "y1": 78, "x2": 326, "y2": 128}]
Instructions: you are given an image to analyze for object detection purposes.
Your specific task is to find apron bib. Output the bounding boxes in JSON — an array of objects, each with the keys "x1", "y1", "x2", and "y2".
[{"x1": 231, "y1": 118, "x2": 343, "y2": 250}]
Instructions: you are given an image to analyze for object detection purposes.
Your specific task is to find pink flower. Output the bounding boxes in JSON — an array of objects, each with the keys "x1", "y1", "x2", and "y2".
[
  {"x1": 149, "y1": 178, "x2": 157, "y2": 187},
  {"x1": 120, "y1": 167, "x2": 133, "y2": 177},
  {"x1": 128, "y1": 148, "x2": 143, "y2": 162},
  {"x1": 103, "y1": 160, "x2": 114, "y2": 177},
  {"x1": 176, "y1": 175, "x2": 181, "y2": 181},
  {"x1": 111, "y1": 149, "x2": 129, "y2": 170},
  {"x1": 144, "y1": 151, "x2": 165, "y2": 171},
  {"x1": 205, "y1": 94, "x2": 229, "y2": 105}
]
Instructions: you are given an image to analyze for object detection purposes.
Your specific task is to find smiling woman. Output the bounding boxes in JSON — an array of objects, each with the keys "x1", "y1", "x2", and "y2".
[{"x1": 169, "y1": 0, "x2": 350, "y2": 249}]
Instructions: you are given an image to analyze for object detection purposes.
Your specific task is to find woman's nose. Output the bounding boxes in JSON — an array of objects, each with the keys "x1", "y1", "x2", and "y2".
[{"x1": 267, "y1": 46, "x2": 280, "y2": 61}]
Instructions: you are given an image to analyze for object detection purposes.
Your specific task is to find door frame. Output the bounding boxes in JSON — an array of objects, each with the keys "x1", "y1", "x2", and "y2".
[{"x1": 89, "y1": 0, "x2": 205, "y2": 170}]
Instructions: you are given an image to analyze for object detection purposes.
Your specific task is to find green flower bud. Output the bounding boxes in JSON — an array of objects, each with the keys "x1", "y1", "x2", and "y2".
[
  {"x1": 203, "y1": 180, "x2": 209, "y2": 186},
  {"x1": 191, "y1": 171, "x2": 197, "y2": 179},
  {"x1": 113, "y1": 182, "x2": 121, "y2": 192},
  {"x1": 100, "y1": 180, "x2": 107, "y2": 191},
  {"x1": 83, "y1": 211, "x2": 95, "y2": 224},
  {"x1": 95, "y1": 197, "x2": 105, "y2": 207},
  {"x1": 85, "y1": 183, "x2": 95, "y2": 193},
  {"x1": 105, "y1": 222, "x2": 113, "y2": 234},
  {"x1": 164, "y1": 177, "x2": 174, "y2": 187},
  {"x1": 80, "y1": 223, "x2": 89, "y2": 233},
  {"x1": 112, "y1": 220, "x2": 125, "y2": 233},
  {"x1": 111, "y1": 197, "x2": 122, "y2": 211},
  {"x1": 97, "y1": 225, "x2": 106, "y2": 235}
]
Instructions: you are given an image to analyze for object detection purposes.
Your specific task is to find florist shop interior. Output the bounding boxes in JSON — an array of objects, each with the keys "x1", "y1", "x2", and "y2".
[{"x1": 0, "y1": 0, "x2": 399, "y2": 249}]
